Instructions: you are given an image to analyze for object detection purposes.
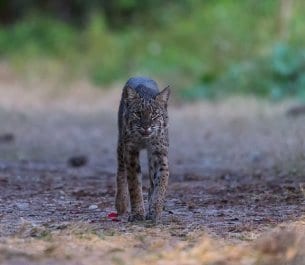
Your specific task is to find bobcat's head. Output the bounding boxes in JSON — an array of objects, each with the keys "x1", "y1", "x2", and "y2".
[{"x1": 123, "y1": 85, "x2": 170, "y2": 138}]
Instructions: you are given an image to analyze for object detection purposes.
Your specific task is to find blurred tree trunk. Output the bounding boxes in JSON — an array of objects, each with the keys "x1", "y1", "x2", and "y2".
[{"x1": 278, "y1": 0, "x2": 294, "y2": 40}]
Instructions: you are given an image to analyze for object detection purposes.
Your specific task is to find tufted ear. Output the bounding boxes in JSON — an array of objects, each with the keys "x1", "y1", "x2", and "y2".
[
  {"x1": 123, "y1": 86, "x2": 139, "y2": 101},
  {"x1": 156, "y1": 85, "x2": 170, "y2": 106}
]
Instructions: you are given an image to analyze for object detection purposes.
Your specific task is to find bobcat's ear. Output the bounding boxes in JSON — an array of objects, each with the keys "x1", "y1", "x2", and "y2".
[
  {"x1": 156, "y1": 85, "x2": 170, "y2": 106},
  {"x1": 123, "y1": 86, "x2": 139, "y2": 101}
]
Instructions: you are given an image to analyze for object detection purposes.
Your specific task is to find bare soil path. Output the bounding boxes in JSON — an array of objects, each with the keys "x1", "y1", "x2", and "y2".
[{"x1": 0, "y1": 77, "x2": 305, "y2": 264}]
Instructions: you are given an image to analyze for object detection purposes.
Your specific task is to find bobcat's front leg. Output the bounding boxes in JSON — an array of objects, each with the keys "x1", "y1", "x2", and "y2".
[
  {"x1": 115, "y1": 141, "x2": 129, "y2": 215},
  {"x1": 126, "y1": 148, "x2": 145, "y2": 221},
  {"x1": 147, "y1": 151, "x2": 155, "y2": 204},
  {"x1": 147, "y1": 150, "x2": 169, "y2": 223}
]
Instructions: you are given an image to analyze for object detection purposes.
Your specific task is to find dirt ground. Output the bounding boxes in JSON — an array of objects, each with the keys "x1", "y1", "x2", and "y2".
[{"x1": 0, "y1": 70, "x2": 305, "y2": 264}]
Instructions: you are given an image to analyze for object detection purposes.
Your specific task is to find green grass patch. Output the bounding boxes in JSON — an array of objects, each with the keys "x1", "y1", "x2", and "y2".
[{"x1": 0, "y1": 1, "x2": 305, "y2": 101}]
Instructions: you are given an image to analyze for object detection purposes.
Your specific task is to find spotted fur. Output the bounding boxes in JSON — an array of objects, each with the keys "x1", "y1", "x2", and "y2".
[{"x1": 115, "y1": 77, "x2": 170, "y2": 223}]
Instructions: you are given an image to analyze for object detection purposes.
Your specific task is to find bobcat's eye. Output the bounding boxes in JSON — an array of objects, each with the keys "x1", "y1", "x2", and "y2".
[
  {"x1": 152, "y1": 114, "x2": 160, "y2": 120},
  {"x1": 133, "y1": 111, "x2": 141, "y2": 119}
]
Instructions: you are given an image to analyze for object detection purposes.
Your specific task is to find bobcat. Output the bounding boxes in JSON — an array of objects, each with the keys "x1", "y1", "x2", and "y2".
[{"x1": 115, "y1": 77, "x2": 170, "y2": 223}]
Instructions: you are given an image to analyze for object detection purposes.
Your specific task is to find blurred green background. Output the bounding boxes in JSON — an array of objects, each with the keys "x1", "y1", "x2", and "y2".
[{"x1": 0, "y1": 0, "x2": 304, "y2": 101}]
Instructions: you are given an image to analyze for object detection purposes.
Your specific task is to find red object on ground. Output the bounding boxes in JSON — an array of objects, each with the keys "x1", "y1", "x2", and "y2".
[{"x1": 107, "y1": 212, "x2": 120, "y2": 221}]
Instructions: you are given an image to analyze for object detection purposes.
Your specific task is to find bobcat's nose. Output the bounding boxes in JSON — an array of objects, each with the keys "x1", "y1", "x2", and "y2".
[{"x1": 140, "y1": 127, "x2": 152, "y2": 137}]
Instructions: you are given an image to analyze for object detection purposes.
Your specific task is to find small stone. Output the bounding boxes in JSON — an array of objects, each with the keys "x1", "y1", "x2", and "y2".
[
  {"x1": 16, "y1": 202, "x2": 30, "y2": 211},
  {"x1": 89, "y1": 204, "x2": 98, "y2": 210},
  {"x1": 286, "y1": 105, "x2": 305, "y2": 117},
  {"x1": 0, "y1": 133, "x2": 15, "y2": 143},
  {"x1": 68, "y1": 155, "x2": 88, "y2": 168},
  {"x1": 249, "y1": 151, "x2": 262, "y2": 163}
]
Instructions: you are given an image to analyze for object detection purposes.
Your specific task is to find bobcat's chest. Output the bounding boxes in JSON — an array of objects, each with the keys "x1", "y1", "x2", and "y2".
[{"x1": 125, "y1": 133, "x2": 157, "y2": 150}]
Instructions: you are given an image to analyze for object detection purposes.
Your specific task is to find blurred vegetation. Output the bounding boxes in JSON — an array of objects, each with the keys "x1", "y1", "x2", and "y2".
[{"x1": 0, "y1": 0, "x2": 305, "y2": 100}]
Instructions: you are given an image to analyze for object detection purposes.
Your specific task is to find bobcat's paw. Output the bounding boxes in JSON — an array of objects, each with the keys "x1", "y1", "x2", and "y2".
[
  {"x1": 145, "y1": 212, "x2": 161, "y2": 224},
  {"x1": 128, "y1": 213, "x2": 145, "y2": 222}
]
